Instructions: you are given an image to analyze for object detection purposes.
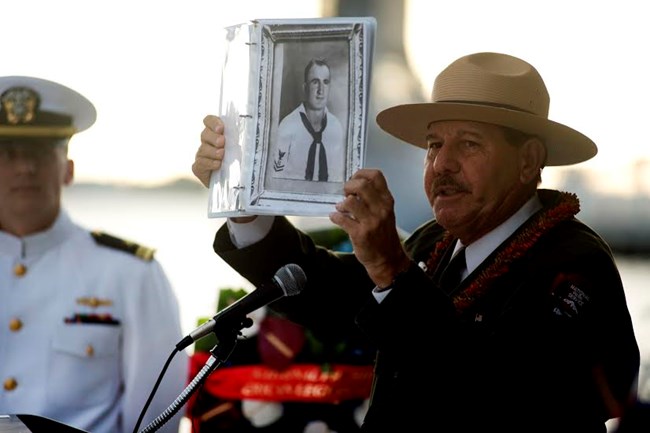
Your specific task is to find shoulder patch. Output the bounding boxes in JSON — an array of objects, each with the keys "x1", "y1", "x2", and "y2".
[
  {"x1": 549, "y1": 272, "x2": 591, "y2": 318},
  {"x1": 90, "y1": 231, "x2": 156, "y2": 261}
]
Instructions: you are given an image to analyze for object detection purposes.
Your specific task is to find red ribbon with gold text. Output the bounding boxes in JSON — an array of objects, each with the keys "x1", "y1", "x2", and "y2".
[{"x1": 189, "y1": 352, "x2": 373, "y2": 403}]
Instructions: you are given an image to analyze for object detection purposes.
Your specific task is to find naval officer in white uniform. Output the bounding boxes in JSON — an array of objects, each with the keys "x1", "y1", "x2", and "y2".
[{"x1": 0, "y1": 76, "x2": 188, "y2": 433}]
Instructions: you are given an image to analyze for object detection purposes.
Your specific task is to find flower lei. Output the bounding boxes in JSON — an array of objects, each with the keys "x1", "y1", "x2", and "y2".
[{"x1": 426, "y1": 191, "x2": 580, "y2": 312}]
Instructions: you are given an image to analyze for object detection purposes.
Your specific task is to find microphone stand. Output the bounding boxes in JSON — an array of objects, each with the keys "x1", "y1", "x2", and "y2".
[{"x1": 138, "y1": 318, "x2": 252, "y2": 433}]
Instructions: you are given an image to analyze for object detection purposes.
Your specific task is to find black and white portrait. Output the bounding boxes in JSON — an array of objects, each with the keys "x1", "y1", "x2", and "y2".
[
  {"x1": 271, "y1": 50, "x2": 348, "y2": 184},
  {"x1": 210, "y1": 17, "x2": 374, "y2": 217}
]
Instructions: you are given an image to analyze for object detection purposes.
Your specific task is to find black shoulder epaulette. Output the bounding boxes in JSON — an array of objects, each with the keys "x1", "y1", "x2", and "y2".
[{"x1": 90, "y1": 231, "x2": 156, "y2": 261}]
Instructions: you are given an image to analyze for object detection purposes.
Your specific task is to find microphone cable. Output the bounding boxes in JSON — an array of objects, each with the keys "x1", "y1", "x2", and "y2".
[
  {"x1": 133, "y1": 326, "x2": 243, "y2": 433},
  {"x1": 132, "y1": 347, "x2": 180, "y2": 433}
]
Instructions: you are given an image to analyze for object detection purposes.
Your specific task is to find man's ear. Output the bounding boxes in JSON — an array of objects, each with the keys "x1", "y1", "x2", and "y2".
[
  {"x1": 64, "y1": 159, "x2": 74, "y2": 185},
  {"x1": 519, "y1": 137, "x2": 546, "y2": 183}
]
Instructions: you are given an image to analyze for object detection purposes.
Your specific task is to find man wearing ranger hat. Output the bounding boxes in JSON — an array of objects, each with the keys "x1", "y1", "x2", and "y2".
[
  {"x1": 0, "y1": 76, "x2": 187, "y2": 433},
  {"x1": 191, "y1": 52, "x2": 640, "y2": 431}
]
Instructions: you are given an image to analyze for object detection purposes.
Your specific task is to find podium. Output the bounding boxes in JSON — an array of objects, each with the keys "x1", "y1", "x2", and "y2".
[{"x1": 0, "y1": 414, "x2": 89, "y2": 433}]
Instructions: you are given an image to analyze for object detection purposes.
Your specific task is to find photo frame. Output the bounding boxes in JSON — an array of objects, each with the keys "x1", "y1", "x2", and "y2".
[{"x1": 208, "y1": 17, "x2": 376, "y2": 218}]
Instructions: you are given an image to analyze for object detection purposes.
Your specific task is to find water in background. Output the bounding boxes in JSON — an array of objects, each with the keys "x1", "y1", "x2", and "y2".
[{"x1": 61, "y1": 180, "x2": 650, "y2": 404}]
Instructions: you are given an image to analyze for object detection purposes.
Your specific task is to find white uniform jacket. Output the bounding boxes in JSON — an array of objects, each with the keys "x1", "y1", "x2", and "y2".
[{"x1": 0, "y1": 210, "x2": 188, "y2": 433}]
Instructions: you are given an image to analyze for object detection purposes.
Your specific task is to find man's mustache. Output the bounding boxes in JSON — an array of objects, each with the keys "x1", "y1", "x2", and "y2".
[{"x1": 431, "y1": 176, "x2": 470, "y2": 195}]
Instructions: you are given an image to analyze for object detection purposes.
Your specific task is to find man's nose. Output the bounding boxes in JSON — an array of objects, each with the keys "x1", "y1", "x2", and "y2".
[{"x1": 432, "y1": 144, "x2": 461, "y2": 174}]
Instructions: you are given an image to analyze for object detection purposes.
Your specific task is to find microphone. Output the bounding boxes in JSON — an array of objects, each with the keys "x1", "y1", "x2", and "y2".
[{"x1": 176, "y1": 263, "x2": 307, "y2": 351}]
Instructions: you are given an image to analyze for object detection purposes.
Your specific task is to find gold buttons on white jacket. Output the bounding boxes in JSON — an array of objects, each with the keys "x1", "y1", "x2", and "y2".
[
  {"x1": 13, "y1": 263, "x2": 27, "y2": 276},
  {"x1": 9, "y1": 317, "x2": 22, "y2": 332},
  {"x1": 3, "y1": 377, "x2": 18, "y2": 391}
]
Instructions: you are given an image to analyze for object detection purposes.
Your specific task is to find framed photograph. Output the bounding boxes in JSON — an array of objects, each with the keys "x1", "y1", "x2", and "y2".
[{"x1": 208, "y1": 17, "x2": 376, "y2": 218}]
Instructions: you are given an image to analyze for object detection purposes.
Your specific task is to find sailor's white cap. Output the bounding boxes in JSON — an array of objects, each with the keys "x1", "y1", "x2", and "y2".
[{"x1": 0, "y1": 76, "x2": 96, "y2": 139}]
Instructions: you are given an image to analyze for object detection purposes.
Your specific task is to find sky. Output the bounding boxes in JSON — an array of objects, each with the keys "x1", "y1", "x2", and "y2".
[{"x1": 3, "y1": 0, "x2": 649, "y2": 195}]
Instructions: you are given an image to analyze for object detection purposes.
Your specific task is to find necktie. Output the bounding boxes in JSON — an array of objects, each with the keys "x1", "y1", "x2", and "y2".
[
  {"x1": 439, "y1": 247, "x2": 466, "y2": 293},
  {"x1": 300, "y1": 112, "x2": 328, "y2": 181}
]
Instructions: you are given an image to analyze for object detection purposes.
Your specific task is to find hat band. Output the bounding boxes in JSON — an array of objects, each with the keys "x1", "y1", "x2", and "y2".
[{"x1": 436, "y1": 99, "x2": 541, "y2": 116}]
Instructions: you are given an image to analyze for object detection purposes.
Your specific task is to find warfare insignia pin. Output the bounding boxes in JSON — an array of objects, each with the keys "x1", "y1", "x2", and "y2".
[{"x1": 76, "y1": 296, "x2": 113, "y2": 308}]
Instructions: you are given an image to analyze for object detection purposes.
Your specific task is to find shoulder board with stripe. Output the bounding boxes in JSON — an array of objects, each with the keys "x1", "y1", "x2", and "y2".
[{"x1": 90, "y1": 231, "x2": 156, "y2": 261}]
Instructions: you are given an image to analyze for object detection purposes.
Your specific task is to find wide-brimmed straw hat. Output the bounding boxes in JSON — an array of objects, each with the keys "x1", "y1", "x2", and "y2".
[
  {"x1": 376, "y1": 52, "x2": 597, "y2": 166},
  {"x1": 0, "y1": 76, "x2": 96, "y2": 139}
]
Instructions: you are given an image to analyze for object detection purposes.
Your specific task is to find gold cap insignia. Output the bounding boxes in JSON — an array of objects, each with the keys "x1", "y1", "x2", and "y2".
[{"x1": 1, "y1": 87, "x2": 40, "y2": 125}]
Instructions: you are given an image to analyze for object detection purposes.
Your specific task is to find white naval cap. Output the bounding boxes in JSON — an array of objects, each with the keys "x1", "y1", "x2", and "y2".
[{"x1": 0, "y1": 75, "x2": 96, "y2": 139}]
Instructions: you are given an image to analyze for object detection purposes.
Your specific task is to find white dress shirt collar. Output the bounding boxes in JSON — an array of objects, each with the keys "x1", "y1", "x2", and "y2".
[{"x1": 455, "y1": 193, "x2": 543, "y2": 280}]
